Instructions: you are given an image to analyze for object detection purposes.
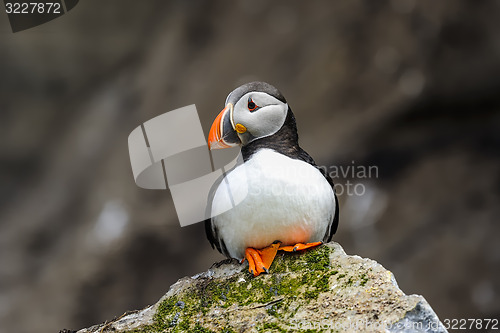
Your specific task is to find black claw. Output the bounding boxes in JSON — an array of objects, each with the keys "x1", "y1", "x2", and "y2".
[
  {"x1": 293, "y1": 246, "x2": 298, "y2": 252},
  {"x1": 263, "y1": 267, "x2": 269, "y2": 273}
]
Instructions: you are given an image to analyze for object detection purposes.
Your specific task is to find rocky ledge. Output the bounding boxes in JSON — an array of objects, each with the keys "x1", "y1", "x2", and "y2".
[{"x1": 75, "y1": 242, "x2": 447, "y2": 333}]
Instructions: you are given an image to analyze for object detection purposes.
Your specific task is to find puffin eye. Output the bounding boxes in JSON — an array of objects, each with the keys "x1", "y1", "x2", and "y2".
[{"x1": 247, "y1": 97, "x2": 258, "y2": 112}]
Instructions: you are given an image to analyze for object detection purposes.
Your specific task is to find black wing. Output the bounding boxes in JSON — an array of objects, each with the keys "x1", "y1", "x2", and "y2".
[{"x1": 204, "y1": 159, "x2": 238, "y2": 258}]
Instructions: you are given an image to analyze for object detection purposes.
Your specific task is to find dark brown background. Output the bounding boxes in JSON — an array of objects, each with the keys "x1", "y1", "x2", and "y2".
[{"x1": 0, "y1": 1, "x2": 499, "y2": 332}]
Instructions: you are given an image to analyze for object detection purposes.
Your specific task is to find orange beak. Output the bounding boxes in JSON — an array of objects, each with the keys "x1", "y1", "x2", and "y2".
[{"x1": 208, "y1": 103, "x2": 240, "y2": 150}]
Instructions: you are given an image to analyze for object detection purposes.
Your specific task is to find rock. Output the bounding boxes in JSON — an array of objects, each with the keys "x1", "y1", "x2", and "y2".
[{"x1": 75, "y1": 242, "x2": 447, "y2": 333}]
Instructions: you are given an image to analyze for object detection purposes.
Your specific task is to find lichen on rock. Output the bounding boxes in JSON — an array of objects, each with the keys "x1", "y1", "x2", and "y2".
[{"x1": 76, "y1": 242, "x2": 447, "y2": 333}]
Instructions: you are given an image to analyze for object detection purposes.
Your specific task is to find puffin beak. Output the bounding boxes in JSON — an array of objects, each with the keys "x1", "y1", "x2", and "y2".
[{"x1": 208, "y1": 103, "x2": 241, "y2": 150}]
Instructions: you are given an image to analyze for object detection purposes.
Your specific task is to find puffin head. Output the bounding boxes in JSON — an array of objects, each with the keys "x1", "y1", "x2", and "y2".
[{"x1": 208, "y1": 82, "x2": 289, "y2": 150}]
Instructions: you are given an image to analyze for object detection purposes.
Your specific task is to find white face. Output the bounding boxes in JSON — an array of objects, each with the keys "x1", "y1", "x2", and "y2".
[{"x1": 231, "y1": 92, "x2": 288, "y2": 144}]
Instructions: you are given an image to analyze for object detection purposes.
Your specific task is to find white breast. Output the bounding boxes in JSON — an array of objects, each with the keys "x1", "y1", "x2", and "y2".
[{"x1": 211, "y1": 149, "x2": 335, "y2": 259}]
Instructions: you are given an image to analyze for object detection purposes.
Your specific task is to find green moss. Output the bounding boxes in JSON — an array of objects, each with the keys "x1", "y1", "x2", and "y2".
[
  {"x1": 303, "y1": 245, "x2": 332, "y2": 271},
  {"x1": 128, "y1": 245, "x2": 338, "y2": 332},
  {"x1": 271, "y1": 244, "x2": 332, "y2": 273},
  {"x1": 360, "y1": 273, "x2": 369, "y2": 286},
  {"x1": 153, "y1": 296, "x2": 179, "y2": 331},
  {"x1": 345, "y1": 276, "x2": 354, "y2": 287},
  {"x1": 266, "y1": 303, "x2": 279, "y2": 317},
  {"x1": 177, "y1": 319, "x2": 190, "y2": 331},
  {"x1": 315, "y1": 272, "x2": 333, "y2": 293},
  {"x1": 192, "y1": 323, "x2": 214, "y2": 333},
  {"x1": 304, "y1": 270, "x2": 336, "y2": 300},
  {"x1": 129, "y1": 289, "x2": 215, "y2": 332},
  {"x1": 259, "y1": 322, "x2": 287, "y2": 333}
]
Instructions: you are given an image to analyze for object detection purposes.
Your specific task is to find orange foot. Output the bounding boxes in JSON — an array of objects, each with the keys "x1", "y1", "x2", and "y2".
[
  {"x1": 245, "y1": 241, "x2": 281, "y2": 276},
  {"x1": 244, "y1": 241, "x2": 323, "y2": 276},
  {"x1": 278, "y1": 241, "x2": 323, "y2": 252}
]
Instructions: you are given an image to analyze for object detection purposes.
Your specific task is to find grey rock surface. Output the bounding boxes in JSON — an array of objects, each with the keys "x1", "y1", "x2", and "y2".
[{"x1": 76, "y1": 242, "x2": 447, "y2": 333}]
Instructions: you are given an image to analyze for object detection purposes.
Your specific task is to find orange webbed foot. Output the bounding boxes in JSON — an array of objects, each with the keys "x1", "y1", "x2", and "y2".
[
  {"x1": 278, "y1": 241, "x2": 323, "y2": 252},
  {"x1": 243, "y1": 241, "x2": 322, "y2": 276},
  {"x1": 244, "y1": 241, "x2": 281, "y2": 276}
]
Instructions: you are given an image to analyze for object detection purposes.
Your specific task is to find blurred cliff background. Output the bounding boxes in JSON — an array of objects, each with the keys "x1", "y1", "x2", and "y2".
[{"x1": 1, "y1": 1, "x2": 499, "y2": 332}]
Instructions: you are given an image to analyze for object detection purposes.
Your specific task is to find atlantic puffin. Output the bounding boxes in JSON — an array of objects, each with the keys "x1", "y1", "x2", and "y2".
[{"x1": 205, "y1": 82, "x2": 339, "y2": 276}]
